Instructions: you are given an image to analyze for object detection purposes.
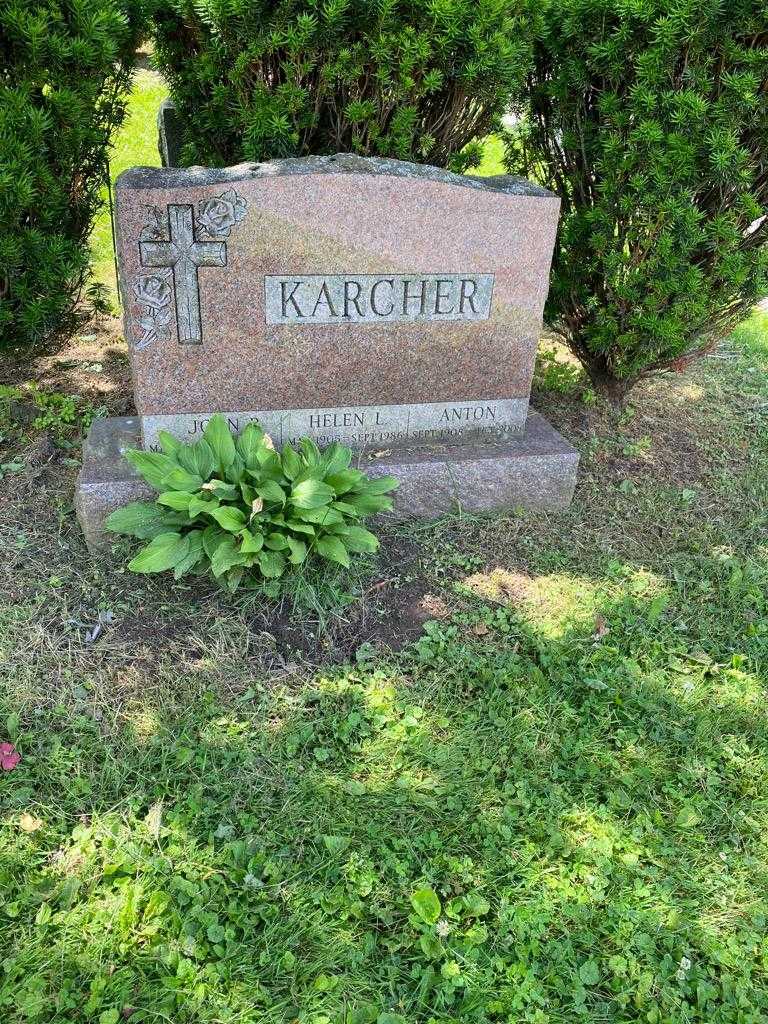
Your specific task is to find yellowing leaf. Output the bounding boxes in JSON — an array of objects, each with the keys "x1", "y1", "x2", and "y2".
[{"x1": 19, "y1": 812, "x2": 43, "y2": 833}]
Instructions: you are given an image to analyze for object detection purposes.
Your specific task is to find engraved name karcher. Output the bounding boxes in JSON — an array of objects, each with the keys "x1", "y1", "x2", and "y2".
[{"x1": 264, "y1": 273, "x2": 494, "y2": 325}]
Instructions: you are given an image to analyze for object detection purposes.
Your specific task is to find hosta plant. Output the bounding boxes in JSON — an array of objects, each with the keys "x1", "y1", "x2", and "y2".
[{"x1": 105, "y1": 415, "x2": 397, "y2": 593}]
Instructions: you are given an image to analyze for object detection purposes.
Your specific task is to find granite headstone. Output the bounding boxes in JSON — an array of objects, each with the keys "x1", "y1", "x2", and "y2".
[{"x1": 76, "y1": 154, "x2": 578, "y2": 549}]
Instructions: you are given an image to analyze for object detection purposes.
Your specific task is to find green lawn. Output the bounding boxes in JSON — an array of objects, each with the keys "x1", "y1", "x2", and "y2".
[
  {"x1": 89, "y1": 68, "x2": 167, "y2": 301},
  {"x1": 2, "y1": 72, "x2": 768, "y2": 1024},
  {"x1": 474, "y1": 135, "x2": 506, "y2": 177}
]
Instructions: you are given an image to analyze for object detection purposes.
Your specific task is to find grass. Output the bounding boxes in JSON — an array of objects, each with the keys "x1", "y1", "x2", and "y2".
[
  {"x1": 474, "y1": 135, "x2": 506, "y2": 177},
  {"x1": 89, "y1": 65, "x2": 167, "y2": 302},
  {"x1": 2, "y1": 312, "x2": 768, "y2": 1023},
  {"x1": 2, "y1": 69, "x2": 768, "y2": 1024}
]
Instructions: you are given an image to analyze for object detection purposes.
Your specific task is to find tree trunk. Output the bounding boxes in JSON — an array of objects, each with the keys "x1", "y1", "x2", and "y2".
[{"x1": 576, "y1": 351, "x2": 635, "y2": 410}]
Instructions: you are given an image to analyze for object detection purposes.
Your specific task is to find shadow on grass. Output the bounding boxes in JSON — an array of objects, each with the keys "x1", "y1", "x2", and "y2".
[{"x1": 2, "y1": 585, "x2": 767, "y2": 1023}]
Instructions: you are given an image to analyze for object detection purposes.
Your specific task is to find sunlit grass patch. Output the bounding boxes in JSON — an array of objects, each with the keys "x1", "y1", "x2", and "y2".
[{"x1": 89, "y1": 67, "x2": 167, "y2": 301}]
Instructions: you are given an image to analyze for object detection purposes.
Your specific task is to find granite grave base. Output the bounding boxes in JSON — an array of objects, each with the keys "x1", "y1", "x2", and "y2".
[{"x1": 75, "y1": 411, "x2": 578, "y2": 553}]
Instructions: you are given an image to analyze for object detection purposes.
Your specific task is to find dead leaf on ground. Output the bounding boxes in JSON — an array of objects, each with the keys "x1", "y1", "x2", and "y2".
[
  {"x1": 19, "y1": 812, "x2": 43, "y2": 833},
  {"x1": 594, "y1": 614, "x2": 610, "y2": 638},
  {"x1": 144, "y1": 800, "x2": 163, "y2": 840},
  {"x1": 418, "y1": 593, "x2": 451, "y2": 619}
]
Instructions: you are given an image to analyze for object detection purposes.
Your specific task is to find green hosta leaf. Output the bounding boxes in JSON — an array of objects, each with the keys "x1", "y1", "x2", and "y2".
[
  {"x1": 209, "y1": 506, "x2": 247, "y2": 532},
  {"x1": 157, "y1": 490, "x2": 193, "y2": 511},
  {"x1": 299, "y1": 437, "x2": 321, "y2": 465},
  {"x1": 255, "y1": 445, "x2": 281, "y2": 470},
  {"x1": 326, "y1": 469, "x2": 365, "y2": 494},
  {"x1": 157, "y1": 430, "x2": 182, "y2": 455},
  {"x1": 236, "y1": 422, "x2": 266, "y2": 467},
  {"x1": 264, "y1": 532, "x2": 289, "y2": 550},
  {"x1": 210, "y1": 536, "x2": 247, "y2": 578},
  {"x1": 177, "y1": 439, "x2": 216, "y2": 480},
  {"x1": 291, "y1": 478, "x2": 335, "y2": 509},
  {"x1": 124, "y1": 449, "x2": 176, "y2": 490},
  {"x1": 344, "y1": 491, "x2": 394, "y2": 515},
  {"x1": 173, "y1": 531, "x2": 204, "y2": 580},
  {"x1": 295, "y1": 505, "x2": 344, "y2": 526},
  {"x1": 331, "y1": 500, "x2": 360, "y2": 516},
  {"x1": 316, "y1": 534, "x2": 350, "y2": 568},
  {"x1": 410, "y1": 887, "x2": 441, "y2": 925},
  {"x1": 256, "y1": 480, "x2": 286, "y2": 504},
  {"x1": 105, "y1": 502, "x2": 177, "y2": 539},
  {"x1": 341, "y1": 525, "x2": 379, "y2": 553},
  {"x1": 286, "y1": 536, "x2": 307, "y2": 564},
  {"x1": 259, "y1": 549, "x2": 286, "y2": 578},
  {"x1": 202, "y1": 524, "x2": 227, "y2": 560},
  {"x1": 239, "y1": 528, "x2": 264, "y2": 554},
  {"x1": 188, "y1": 495, "x2": 220, "y2": 518},
  {"x1": 161, "y1": 466, "x2": 204, "y2": 492},
  {"x1": 203, "y1": 414, "x2": 237, "y2": 470},
  {"x1": 201, "y1": 479, "x2": 238, "y2": 500},
  {"x1": 365, "y1": 475, "x2": 399, "y2": 494},
  {"x1": 240, "y1": 482, "x2": 257, "y2": 504},
  {"x1": 223, "y1": 451, "x2": 245, "y2": 484},
  {"x1": 321, "y1": 442, "x2": 352, "y2": 475},
  {"x1": 128, "y1": 532, "x2": 191, "y2": 574},
  {"x1": 281, "y1": 443, "x2": 302, "y2": 480},
  {"x1": 286, "y1": 519, "x2": 316, "y2": 536}
]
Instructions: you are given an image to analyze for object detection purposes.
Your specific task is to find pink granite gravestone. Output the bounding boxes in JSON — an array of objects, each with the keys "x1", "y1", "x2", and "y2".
[{"x1": 76, "y1": 155, "x2": 578, "y2": 549}]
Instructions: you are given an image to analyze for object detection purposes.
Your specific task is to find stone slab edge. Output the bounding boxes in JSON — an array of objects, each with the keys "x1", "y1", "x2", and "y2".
[
  {"x1": 117, "y1": 151, "x2": 557, "y2": 201},
  {"x1": 75, "y1": 411, "x2": 578, "y2": 553}
]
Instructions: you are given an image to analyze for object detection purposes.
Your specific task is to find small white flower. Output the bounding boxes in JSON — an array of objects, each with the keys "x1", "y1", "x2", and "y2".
[
  {"x1": 676, "y1": 968, "x2": 686, "y2": 981},
  {"x1": 435, "y1": 918, "x2": 451, "y2": 938},
  {"x1": 719, "y1": 851, "x2": 728, "y2": 862}
]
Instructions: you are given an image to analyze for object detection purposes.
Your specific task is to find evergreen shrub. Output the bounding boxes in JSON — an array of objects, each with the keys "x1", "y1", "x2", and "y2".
[
  {"x1": 0, "y1": 0, "x2": 144, "y2": 347},
  {"x1": 505, "y1": 0, "x2": 768, "y2": 404},
  {"x1": 151, "y1": 0, "x2": 533, "y2": 170}
]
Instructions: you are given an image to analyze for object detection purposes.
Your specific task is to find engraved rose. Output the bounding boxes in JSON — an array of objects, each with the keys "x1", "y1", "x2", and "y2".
[
  {"x1": 133, "y1": 274, "x2": 171, "y2": 309},
  {"x1": 132, "y1": 270, "x2": 173, "y2": 349},
  {"x1": 196, "y1": 189, "x2": 247, "y2": 238}
]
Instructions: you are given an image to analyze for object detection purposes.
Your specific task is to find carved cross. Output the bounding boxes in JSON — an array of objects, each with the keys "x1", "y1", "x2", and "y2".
[{"x1": 139, "y1": 204, "x2": 226, "y2": 345}]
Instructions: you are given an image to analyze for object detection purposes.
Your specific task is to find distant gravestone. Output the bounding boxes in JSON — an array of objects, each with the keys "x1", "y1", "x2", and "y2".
[
  {"x1": 157, "y1": 99, "x2": 184, "y2": 168},
  {"x1": 76, "y1": 154, "x2": 578, "y2": 549}
]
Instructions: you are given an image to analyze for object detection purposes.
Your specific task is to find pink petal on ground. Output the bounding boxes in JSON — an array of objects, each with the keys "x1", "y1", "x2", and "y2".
[{"x1": 0, "y1": 743, "x2": 20, "y2": 771}]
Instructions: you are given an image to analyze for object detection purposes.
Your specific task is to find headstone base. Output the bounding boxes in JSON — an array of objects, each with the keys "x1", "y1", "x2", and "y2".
[{"x1": 75, "y1": 411, "x2": 578, "y2": 553}]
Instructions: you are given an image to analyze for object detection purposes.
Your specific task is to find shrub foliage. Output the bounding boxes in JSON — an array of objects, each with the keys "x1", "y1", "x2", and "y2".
[
  {"x1": 151, "y1": 0, "x2": 532, "y2": 170},
  {"x1": 505, "y1": 0, "x2": 768, "y2": 404},
  {"x1": 0, "y1": 0, "x2": 143, "y2": 347},
  {"x1": 106, "y1": 415, "x2": 398, "y2": 592}
]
